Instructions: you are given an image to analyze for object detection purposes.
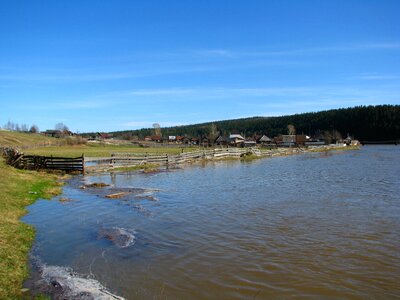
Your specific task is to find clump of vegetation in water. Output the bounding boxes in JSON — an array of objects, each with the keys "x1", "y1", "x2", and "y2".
[
  {"x1": 112, "y1": 163, "x2": 160, "y2": 173},
  {"x1": 240, "y1": 152, "x2": 261, "y2": 161}
]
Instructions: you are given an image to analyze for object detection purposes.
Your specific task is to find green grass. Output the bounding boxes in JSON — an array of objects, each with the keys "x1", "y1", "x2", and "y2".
[
  {"x1": 25, "y1": 143, "x2": 196, "y2": 157},
  {"x1": 0, "y1": 158, "x2": 62, "y2": 299}
]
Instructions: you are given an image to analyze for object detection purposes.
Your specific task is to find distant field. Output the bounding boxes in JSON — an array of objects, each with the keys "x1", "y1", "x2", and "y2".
[
  {"x1": 0, "y1": 131, "x2": 198, "y2": 157},
  {"x1": 0, "y1": 130, "x2": 58, "y2": 147},
  {"x1": 25, "y1": 144, "x2": 196, "y2": 157}
]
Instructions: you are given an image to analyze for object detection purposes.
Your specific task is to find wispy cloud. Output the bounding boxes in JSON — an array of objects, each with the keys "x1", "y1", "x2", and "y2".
[
  {"x1": 14, "y1": 99, "x2": 109, "y2": 111},
  {"x1": 3, "y1": 41, "x2": 397, "y2": 84},
  {"x1": 194, "y1": 42, "x2": 400, "y2": 58},
  {"x1": 0, "y1": 73, "x2": 132, "y2": 82},
  {"x1": 356, "y1": 73, "x2": 400, "y2": 80},
  {"x1": 100, "y1": 85, "x2": 400, "y2": 107}
]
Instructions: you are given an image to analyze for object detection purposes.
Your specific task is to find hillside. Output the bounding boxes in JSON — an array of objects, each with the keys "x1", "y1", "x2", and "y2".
[
  {"x1": 109, "y1": 105, "x2": 400, "y2": 142},
  {"x1": 0, "y1": 131, "x2": 58, "y2": 148}
]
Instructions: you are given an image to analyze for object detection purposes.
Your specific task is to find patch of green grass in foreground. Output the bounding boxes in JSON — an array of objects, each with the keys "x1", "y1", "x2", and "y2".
[
  {"x1": 25, "y1": 144, "x2": 195, "y2": 157},
  {"x1": 0, "y1": 158, "x2": 62, "y2": 299}
]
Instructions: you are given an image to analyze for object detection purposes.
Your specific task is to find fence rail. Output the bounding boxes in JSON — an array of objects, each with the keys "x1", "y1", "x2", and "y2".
[
  {"x1": 85, "y1": 148, "x2": 262, "y2": 172},
  {"x1": 19, "y1": 155, "x2": 85, "y2": 173}
]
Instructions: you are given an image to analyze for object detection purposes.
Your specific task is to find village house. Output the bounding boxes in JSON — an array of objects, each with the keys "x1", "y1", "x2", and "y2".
[
  {"x1": 295, "y1": 134, "x2": 308, "y2": 146},
  {"x1": 42, "y1": 130, "x2": 62, "y2": 138},
  {"x1": 175, "y1": 136, "x2": 184, "y2": 144},
  {"x1": 257, "y1": 134, "x2": 273, "y2": 145},
  {"x1": 277, "y1": 135, "x2": 296, "y2": 147},
  {"x1": 201, "y1": 137, "x2": 210, "y2": 147},
  {"x1": 244, "y1": 139, "x2": 257, "y2": 147},
  {"x1": 97, "y1": 132, "x2": 112, "y2": 140},
  {"x1": 42, "y1": 130, "x2": 74, "y2": 138},
  {"x1": 144, "y1": 135, "x2": 163, "y2": 143},
  {"x1": 229, "y1": 134, "x2": 245, "y2": 146},
  {"x1": 215, "y1": 135, "x2": 228, "y2": 146},
  {"x1": 191, "y1": 137, "x2": 199, "y2": 145}
]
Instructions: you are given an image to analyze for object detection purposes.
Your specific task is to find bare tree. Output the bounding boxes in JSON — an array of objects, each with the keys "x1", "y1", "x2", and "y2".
[
  {"x1": 323, "y1": 130, "x2": 342, "y2": 144},
  {"x1": 287, "y1": 124, "x2": 296, "y2": 135},
  {"x1": 4, "y1": 121, "x2": 13, "y2": 130},
  {"x1": 153, "y1": 123, "x2": 161, "y2": 137},
  {"x1": 55, "y1": 122, "x2": 69, "y2": 132},
  {"x1": 29, "y1": 125, "x2": 39, "y2": 133},
  {"x1": 208, "y1": 123, "x2": 218, "y2": 144}
]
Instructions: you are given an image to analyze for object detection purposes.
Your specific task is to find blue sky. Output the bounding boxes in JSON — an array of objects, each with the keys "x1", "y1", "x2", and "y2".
[{"x1": 1, "y1": 0, "x2": 399, "y2": 132}]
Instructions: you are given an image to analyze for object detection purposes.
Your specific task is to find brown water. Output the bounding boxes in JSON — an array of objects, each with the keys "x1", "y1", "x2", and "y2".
[{"x1": 23, "y1": 146, "x2": 400, "y2": 299}]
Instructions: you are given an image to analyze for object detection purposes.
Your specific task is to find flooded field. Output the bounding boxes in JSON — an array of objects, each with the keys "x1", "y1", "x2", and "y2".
[{"x1": 23, "y1": 146, "x2": 400, "y2": 299}]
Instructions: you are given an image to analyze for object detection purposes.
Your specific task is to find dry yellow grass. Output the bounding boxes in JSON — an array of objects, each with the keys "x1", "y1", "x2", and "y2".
[{"x1": 0, "y1": 131, "x2": 58, "y2": 148}]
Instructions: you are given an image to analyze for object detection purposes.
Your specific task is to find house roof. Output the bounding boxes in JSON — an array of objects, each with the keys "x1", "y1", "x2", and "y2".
[
  {"x1": 229, "y1": 134, "x2": 245, "y2": 140},
  {"x1": 44, "y1": 130, "x2": 61, "y2": 134},
  {"x1": 258, "y1": 135, "x2": 272, "y2": 142},
  {"x1": 215, "y1": 135, "x2": 227, "y2": 142}
]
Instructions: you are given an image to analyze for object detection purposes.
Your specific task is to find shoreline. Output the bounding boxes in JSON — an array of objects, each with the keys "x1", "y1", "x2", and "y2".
[
  {"x1": 85, "y1": 144, "x2": 361, "y2": 174},
  {"x1": 0, "y1": 158, "x2": 63, "y2": 299}
]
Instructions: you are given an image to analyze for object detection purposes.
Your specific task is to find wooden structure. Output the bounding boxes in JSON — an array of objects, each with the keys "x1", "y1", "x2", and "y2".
[
  {"x1": 85, "y1": 148, "x2": 263, "y2": 172},
  {"x1": 20, "y1": 155, "x2": 85, "y2": 173},
  {"x1": 2, "y1": 148, "x2": 84, "y2": 173}
]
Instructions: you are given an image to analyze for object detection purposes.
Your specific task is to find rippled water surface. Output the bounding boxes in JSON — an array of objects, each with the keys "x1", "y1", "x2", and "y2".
[{"x1": 23, "y1": 146, "x2": 400, "y2": 299}]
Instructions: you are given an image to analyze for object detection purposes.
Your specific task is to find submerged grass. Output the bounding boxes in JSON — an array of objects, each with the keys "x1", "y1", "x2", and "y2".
[
  {"x1": 111, "y1": 163, "x2": 160, "y2": 172},
  {"x1": 0, "y1": 158, "x2": 62, "y2": 299},
  {"x1": 308, "y1": 145, "x2": 360, "y2": 153}
]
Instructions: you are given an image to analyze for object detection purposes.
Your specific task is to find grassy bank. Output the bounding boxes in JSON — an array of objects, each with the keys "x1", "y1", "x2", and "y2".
[
  {"x1": 0, "y1": 158, "x2": 62, "y2": 299},
  {"x1": 25, "y1": 143, "x2": 195, "y2": 157},
  {"x1": 0, "y1": 131, "x2": 58, "y2": 148}
]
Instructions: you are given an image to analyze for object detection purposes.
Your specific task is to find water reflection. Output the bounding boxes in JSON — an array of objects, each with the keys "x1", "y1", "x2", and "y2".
[{"x1": 23, "y1": 146, "x2": 400, "y2": 299}]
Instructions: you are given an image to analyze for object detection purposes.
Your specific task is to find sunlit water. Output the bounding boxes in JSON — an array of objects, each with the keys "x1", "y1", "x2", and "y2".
[{"x1": 23, "y1": 146, "x2": 400, "y2": 299}]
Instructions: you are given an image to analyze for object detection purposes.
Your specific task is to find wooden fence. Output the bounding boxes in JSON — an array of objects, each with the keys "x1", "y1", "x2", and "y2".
[
  {"x1": 84, "y1": 148, "x2": 263, "y2": 172},
  {"x1": 19, "y1": 155, "x2": 85, "y2": 173}
]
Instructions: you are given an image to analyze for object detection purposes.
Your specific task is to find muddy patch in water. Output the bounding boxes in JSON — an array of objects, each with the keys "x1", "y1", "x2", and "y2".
[{"x1": 97, "y1": 227, "x2": 136, "y2": 248}]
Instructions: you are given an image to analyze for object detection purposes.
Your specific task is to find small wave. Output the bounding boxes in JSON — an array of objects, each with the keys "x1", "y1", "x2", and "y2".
[
  {"x1": 98, "y1": 227, "x2": 136, "y2": 248},
  {"x1": 38, "y1": 265, "x2": 124, "y2": 299}
]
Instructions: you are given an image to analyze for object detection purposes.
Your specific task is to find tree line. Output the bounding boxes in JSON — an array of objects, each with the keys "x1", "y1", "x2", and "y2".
[
  {"x1": 109, "y1": 105, "x2": 400, "y2": 142},
  {"x1": 2, "y1": 122, "x2": 70, "y2": 134}
]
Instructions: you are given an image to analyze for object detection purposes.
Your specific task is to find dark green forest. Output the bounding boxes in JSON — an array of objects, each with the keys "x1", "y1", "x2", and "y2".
[{"x1": 108, "y1": 105, "x2": 400, "y2": 142}]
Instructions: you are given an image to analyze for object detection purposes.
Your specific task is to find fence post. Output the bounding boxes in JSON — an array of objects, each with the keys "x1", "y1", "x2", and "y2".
[{"x1": 82, "y1": 154, "x2": 85, "y2": 175}]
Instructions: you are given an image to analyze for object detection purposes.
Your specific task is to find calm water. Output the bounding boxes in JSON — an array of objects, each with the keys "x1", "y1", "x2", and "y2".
[{"x1": 23, "y1": 146, "x2": 400, "y2": 299}]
